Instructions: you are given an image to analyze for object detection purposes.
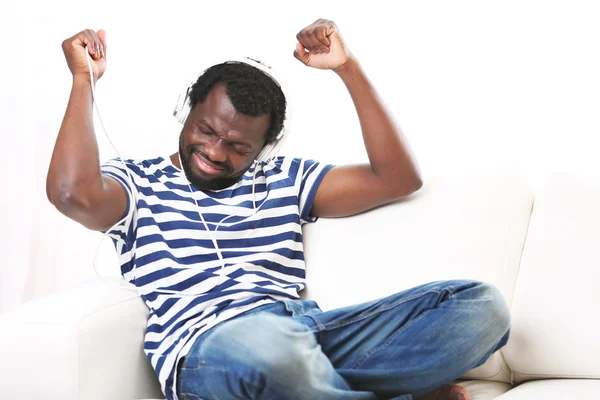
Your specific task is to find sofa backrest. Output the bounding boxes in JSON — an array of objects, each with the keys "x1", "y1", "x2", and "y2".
[
  {"x1": 302, "y1": 167, "x2": 534, "y2": 383},
  {"x1": 502, "y1": 171, "x2": 600, "y2": 383}
]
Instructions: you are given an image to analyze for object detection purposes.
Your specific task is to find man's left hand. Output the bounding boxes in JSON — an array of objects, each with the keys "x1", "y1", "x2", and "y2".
[{"x1": 294, "y1": 19, "x2": 352, "y2": 70}]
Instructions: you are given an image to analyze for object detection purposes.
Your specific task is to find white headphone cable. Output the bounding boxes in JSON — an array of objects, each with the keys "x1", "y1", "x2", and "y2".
[
  {"x1": 86, "y1": 49, "x2": 248, "y2": 297},
  {"x1": 87, "y1": 48, "x2": 280, "y2": 297},
  {"x1": 85, "y1": 48, "x2": 142, "y2": 293}
]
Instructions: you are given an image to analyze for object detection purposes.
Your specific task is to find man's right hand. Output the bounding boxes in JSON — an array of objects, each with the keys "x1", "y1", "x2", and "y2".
[{"x1": 62, "y1": 29, "x2": 107, "y2": 82}]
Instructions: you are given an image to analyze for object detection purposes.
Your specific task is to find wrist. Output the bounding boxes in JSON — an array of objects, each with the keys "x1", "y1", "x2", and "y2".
[
  {"x1": 333, "y1": 56, "x2": 360, "y2": 77},
  {"x1": 72, "y1": 73, "x2": 95, "y2": 86}
]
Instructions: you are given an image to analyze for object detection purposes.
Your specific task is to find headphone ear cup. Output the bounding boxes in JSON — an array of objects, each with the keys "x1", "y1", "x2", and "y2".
[
  {"x1": 173, "y1": 105, "x2": 190, "y2": 125},
  {"x1": 255, "y1": 133, "x2": 285, "y2": 164},
  {"x1": 173, "y1": 84, "x2": 193, "y2": 125},
  {"x1": 254, "y1": 145, "x2": 268, "y2": 165}
]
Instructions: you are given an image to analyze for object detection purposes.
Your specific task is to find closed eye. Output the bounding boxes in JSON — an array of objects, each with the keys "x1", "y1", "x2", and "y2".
[
  {"x1": 231, "y1": 143, "x2": 252, "y2": 155},
  {"x1": 199, "y1": 129, "x2": 216, "y2": 138},
  {"x1": 194, "y1": 121, "x2": 253, "y2": 155}
]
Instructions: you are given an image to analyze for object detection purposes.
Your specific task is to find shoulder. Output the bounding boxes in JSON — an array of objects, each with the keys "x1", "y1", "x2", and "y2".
[
  {"x1": 103, "y1": 156, "x2": 178, "y2": 176},
  {"x1": 264, "y1": 156, "x2": 325, "y2": 178}
]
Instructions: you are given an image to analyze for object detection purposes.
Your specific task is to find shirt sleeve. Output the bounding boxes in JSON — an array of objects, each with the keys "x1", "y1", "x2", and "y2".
[
  {"x1": 100, "y1": 157, "x2": 138, "y2": 246},
  {"x1": 292, "y1": 158, "x2": 335, "y2": 224}
]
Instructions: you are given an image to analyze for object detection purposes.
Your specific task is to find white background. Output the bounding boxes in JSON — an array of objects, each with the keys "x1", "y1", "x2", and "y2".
[{"x1": 1, "y1": 0, "x2": 599, "y2": 312}]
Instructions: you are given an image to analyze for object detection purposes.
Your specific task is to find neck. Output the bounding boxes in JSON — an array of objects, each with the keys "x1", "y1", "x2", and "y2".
[{"x1": 170, "y1": 152, "x2": 182, "y2": 169}]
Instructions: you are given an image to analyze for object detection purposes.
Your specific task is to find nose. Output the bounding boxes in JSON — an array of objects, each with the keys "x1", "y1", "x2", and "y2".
[{"x1": 204, "y1": 139, "x2": 228, "y2": 164}]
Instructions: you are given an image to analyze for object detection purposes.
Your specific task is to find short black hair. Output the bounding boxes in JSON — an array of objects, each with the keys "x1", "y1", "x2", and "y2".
[{"x1": 188, "y1": 61, "x2": 287, "y2": 144}]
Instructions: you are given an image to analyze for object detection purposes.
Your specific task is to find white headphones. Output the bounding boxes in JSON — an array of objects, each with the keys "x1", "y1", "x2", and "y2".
[{"x1": 172, "y1": 57, "x2": 288, "y2": 165}]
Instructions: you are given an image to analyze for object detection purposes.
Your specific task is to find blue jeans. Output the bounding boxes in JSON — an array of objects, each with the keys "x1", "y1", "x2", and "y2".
[{"x1": 176, "y1": 280, "x2": 511, "y2": 400}]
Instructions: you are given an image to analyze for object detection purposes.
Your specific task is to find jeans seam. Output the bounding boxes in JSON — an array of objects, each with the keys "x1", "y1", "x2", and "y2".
[
  {"x1": 350, "y1": 307, "x2": 431, "y2": 370},
  {"x1": 180, "y1": 365, "x2": 228, "y2": 375},
  {"x1": 181, "y1": 365, "x2": 265, "y2": 399},
  {"x1": 179, "y1": 366, "x2": 225, "y2": 400},
  {"x1": 196, "y1": 334, "x2": 225, "y2": 400},
  {"x1": 318, "y1": 289, "x2": 443, "y2": 333},
  {"x1": 445, "y1": 285, "x2": 457, "y2": 297},
  {"x1": 301, "y1": 313, "x2": 325, "y2": 331},
  {"x1": 195, "y1": 331, "x2": 267, "y2": 399},
  {"x1": 180, "y1": 394, "x2": 200, "y2": 400}
]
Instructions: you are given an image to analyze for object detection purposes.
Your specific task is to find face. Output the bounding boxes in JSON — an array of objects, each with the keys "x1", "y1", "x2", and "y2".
[{"x1": 179, "y1": 84, "x2": 271, "y2": 190}]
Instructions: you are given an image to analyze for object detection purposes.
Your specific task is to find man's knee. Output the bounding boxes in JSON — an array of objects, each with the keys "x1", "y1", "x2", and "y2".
[
  {"x1": 197, "y1": 313, "x2": 318, "y2": 376},
  {"x1": 181, "y1": 313, "x2": 342, "y2": 399},
  {"x1": 466, "y1": 281, "x2": 511, "y2": 344}
]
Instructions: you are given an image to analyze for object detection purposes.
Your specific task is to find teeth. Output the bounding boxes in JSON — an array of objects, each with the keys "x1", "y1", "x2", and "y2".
[{"x1": 194, "y1": 153, "x2": 222, "y2": 174}]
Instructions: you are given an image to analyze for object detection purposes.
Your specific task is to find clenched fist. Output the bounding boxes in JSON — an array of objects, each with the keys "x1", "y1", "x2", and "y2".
[
  {"x1": 293, "y1": 19, "x2": 352, "y2": 70},
  {"x1": 61, "y1": 29, "x2": 107, "y2": 81}
]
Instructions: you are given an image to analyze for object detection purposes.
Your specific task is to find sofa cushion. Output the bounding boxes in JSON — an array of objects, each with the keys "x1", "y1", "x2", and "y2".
[
  {"x1": 503, "y1": 172, "x2": 600, "y2": 383},
  {"x1": 456, "y1": 379, "x2": 513, "y2": 400},
  {"x1": 136, "y1": 379, "x2": 514, "y2": 400},
  {"x1": 494, "y1": 379, "x2": 600, "y2": 399}
]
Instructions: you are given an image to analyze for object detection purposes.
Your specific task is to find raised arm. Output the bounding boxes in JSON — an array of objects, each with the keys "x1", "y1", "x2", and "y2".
[
  {"x1": 293, "y1": 19, "x2": 422, "y2": 218},
  {"x1": 46, "y1": 29, "x2": 127, "y2": 231}
]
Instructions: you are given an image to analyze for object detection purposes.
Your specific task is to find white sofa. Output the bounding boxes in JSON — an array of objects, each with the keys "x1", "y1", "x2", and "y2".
[{"x1": 2, "y1": 167, "x2": 600, "y2": 400}]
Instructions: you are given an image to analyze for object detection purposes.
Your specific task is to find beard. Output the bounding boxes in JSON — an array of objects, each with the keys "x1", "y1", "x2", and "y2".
[{"x1": 178, "y1": 135, "x2": 244, "y2": 191}]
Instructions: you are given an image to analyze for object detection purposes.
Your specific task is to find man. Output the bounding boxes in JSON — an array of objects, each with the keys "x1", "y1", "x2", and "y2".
[{"x1": 47, "y1": 19, "x2": 510, "y2": 400}]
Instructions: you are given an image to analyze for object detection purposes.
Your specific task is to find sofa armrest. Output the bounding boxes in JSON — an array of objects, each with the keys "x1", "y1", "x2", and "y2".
[{"x1": 0, "y1": 277, "x2": 163, "y2": 400}]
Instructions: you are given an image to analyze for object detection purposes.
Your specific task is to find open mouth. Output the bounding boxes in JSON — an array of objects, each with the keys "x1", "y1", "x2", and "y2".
[{"x1": 192, "y1": 152, "x2": 226, "y2": 176}]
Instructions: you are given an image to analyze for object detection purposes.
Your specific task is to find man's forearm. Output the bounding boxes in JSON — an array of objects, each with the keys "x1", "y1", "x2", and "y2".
[
  {"x1": 334, "y1": 58, "x2": 422, "y2": 190},
  {"x1": 46, "y1": 75, "x2": 104, "y2": 209}
]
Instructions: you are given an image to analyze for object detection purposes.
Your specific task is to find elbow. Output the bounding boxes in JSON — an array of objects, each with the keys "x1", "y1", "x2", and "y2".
[
  {"x1": 46, "y1": 173, "x2": 70, "y2": 207},
  {"x1": 406, "y1": 175, "x2": 424, "y2": 196},
  {"x1": 46, "y1": 179, "x2": 63, "y2": 207},
  {"x1": 48, "y1": 187, "x2": 72, "y2": 210},
  {"x1": 47, "y1": 183, "x2": 94, "y2": 213},
  {"x1": 412, "y1": 176, "x2": 424, "y2": 192},
  {"x1": 47, "y1": 187, "x2": 72, "y2": 212},
  {"x1": 47, "y1": 178, "x2": 69, "y2": 209},
  {"x1": 390, "y1": 174, "x2": 423, "y2": 200}
]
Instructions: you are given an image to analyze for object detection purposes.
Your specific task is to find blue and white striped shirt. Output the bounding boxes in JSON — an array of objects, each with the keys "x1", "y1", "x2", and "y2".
[{"x1": 101, "y1": 155, "x2": 333, "y2": 400}]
